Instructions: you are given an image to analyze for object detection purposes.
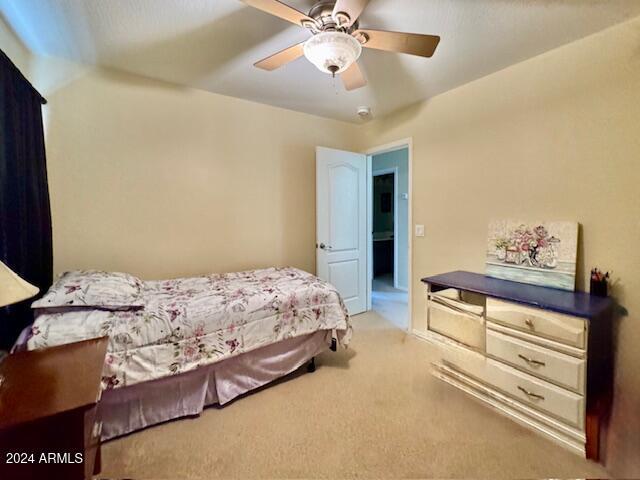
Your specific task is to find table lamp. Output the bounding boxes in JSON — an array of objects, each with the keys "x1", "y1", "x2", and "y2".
[
  {"x1": 0, "y1": 261, "x2": 39, "y2": 385},
  {"x1": 0, "y1": 260, "x2": 39, "y2": 308}
]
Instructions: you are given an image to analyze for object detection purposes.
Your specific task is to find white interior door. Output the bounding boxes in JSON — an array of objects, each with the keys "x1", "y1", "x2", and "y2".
[{"x1": 316, "y1": 146, "x2": 367, "y2": 315}]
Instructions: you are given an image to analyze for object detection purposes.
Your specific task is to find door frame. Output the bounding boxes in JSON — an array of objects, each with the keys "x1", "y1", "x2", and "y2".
[
  {"x1": 371, "y1": 167, "x2": 400, "y2": 290},
  {"x1": 364, "y1": 138, "x2": 413, "y2": 331}
]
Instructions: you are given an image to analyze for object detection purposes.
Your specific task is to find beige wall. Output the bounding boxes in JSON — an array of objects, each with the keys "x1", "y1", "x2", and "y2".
[
  {"x1": 35, "y1": 62, "x2": 360, "y2": 279},
  {"x1": 360, "y1": 17, "x2": 640, "y2": 477},
  {"x1": 0, "y1": 16, "x2": 31, "y2": 76}
]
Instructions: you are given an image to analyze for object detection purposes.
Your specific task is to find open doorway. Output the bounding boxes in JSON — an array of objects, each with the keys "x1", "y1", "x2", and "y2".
[
  {"x1": 369, "y1": 146, "x2": 409, "y2": 330},
  {"x1": 372, "y1": 171, "x2": 396, "y2": 285}
]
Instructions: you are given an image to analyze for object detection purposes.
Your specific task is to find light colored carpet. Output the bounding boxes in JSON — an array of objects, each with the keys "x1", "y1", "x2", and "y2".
[
  {"x1": 101, "y1": 311, "x2": 608, "y2": 479},
  {"x1": 372, "y1": 274, "x2": 408, "y2": 330}
]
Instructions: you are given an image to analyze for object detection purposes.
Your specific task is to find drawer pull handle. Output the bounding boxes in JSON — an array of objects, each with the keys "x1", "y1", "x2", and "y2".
[
  {"x1": 92, "y1": 421, "x2": 103, "y2": 439},
  {"x1": 524, "y1": 318, "x2": 535, "y2": 329},
  {"x1": 517, "y1": 385, "x2": 545, "y2": 401},
  {"x1": 517, "y1": 354, "x2": 546, "y2": 367}
]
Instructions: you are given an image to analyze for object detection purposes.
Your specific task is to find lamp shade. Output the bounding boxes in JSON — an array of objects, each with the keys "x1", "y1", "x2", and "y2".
[{"x1": 0, "y1": 261, "x2": 39, "y2": 307}]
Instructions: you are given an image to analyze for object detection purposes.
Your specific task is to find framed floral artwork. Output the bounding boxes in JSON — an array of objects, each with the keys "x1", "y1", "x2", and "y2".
[{"x1": 486, "y1": 220, "x2": 578, "y2": 291}]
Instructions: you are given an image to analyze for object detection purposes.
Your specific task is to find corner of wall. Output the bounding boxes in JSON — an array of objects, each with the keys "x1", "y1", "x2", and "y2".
[{"x1": 0, "y1": 14, "x2": 32, "y2": 78}]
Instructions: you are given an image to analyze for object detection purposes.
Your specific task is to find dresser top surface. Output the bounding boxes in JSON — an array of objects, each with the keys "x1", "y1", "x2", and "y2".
[
  {"x1": 0, "y1": 337, "x2": 108, "y2": 429},
  {"x1": 421, "y1": 271, "x2": 613, "y2": 319}
]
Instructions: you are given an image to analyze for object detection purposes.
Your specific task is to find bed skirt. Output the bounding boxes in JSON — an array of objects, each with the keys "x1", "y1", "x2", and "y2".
[{"x1": 98, "y1": 330, "x2": 332, "y2": 440}]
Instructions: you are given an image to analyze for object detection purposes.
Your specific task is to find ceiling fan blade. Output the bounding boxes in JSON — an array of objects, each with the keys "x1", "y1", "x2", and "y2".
[
  {"x1": 356, "y1": 29, "x2": 441, "y2": 58},
  {"x1": 254, "y1": 42, "x2": 305, "y2": 71},
  {"x1": 240, "y1": 0, "x2": 314, "y2": 26},
  {"x1": 341, "y1": 62, "x2": 367, "y2": 91},
  {"x1": 332, "y1": 0, "x2": 369, "y2": 26}
]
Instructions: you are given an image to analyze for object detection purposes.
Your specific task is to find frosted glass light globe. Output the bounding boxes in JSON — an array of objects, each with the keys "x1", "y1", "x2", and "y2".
[{"x1": 304, "y1": 32, "x2": 362, "y2": 75}]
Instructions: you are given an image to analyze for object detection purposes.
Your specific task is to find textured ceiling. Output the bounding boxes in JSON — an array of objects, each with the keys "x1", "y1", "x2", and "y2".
[{"x1": 2, "y1": 0, "x2": 640, "y2": 122}]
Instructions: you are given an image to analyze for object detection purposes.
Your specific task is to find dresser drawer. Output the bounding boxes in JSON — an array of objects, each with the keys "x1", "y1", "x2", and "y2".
[
  {"x1": 429, "y1": 299, "x2": 485, "y2": 351},
  {"x1": 486, "y1": 329, "x2": 586, "y2": 393},
  {"x1": 430, "y1": 289, "x2": 485, "y2": 316},
  {"x1": 486, "y1": 298, "x2": 586, "y2": 349},
  {"x1": 444, "y1": 353, "x2": 585, "y2": 429}
]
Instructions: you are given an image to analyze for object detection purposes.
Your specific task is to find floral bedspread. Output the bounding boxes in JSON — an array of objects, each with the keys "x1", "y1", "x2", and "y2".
[{"x1": 27, "y1": 267, "x2": 351, "y2": 389}]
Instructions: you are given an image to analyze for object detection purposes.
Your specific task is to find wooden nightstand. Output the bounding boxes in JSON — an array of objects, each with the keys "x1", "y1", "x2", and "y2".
[{"x1": 0, "y1": 337, "x2": 108, "y2": 479}]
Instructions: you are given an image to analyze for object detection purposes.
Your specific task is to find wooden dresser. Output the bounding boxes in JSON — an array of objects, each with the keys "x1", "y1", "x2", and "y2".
[
  {"x1": 421, "y1": 271, "x2": 612, "y2": 459},
  {"x1": 0, "y1": 337, "x2": 108, "y2": 479}
]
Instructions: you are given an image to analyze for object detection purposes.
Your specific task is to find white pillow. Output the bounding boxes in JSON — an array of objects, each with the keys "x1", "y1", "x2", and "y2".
[{"x1": 32, "y1": 270, "x2": 144, "y2": 310}]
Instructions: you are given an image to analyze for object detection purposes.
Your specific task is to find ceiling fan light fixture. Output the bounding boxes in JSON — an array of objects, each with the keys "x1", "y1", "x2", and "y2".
[{"x1": 303, "y1": 32, "x2": 362, "y2": 76}]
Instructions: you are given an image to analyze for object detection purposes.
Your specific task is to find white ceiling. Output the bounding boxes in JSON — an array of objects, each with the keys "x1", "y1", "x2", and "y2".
[{"x1": 2, "y1": 0, "x2": 639, "y2": 122}]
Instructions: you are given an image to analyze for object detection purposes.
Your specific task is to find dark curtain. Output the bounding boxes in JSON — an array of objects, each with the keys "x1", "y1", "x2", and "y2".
[{"x1": 0, "y1": 49, "x2": 52, "y2": 349}]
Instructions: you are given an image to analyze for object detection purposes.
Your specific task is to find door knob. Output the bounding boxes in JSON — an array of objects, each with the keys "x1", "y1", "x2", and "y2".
[{"x1": 319, "y1": 243, "x2": 333, "y2": 251}]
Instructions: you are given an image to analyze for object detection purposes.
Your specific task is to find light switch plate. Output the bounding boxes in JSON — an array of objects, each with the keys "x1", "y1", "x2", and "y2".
[{"x1": 415, "y1": 225, "x2": 425, "y2": 237}]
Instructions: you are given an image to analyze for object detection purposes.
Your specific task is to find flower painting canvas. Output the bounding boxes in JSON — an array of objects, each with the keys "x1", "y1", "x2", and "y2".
[{"x1": 486, "y1": 220, "x2": 578, "y2": 291}]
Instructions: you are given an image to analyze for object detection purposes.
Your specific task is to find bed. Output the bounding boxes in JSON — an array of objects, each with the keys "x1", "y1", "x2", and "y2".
[{"x1": 20, "y1": 267, "x2": 351, "y2": 439}]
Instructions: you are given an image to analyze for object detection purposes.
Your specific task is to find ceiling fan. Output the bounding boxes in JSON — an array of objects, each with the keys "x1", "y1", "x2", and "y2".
[{"x1": 240, "y1": 0, "x2": 440, "y2": 91}]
